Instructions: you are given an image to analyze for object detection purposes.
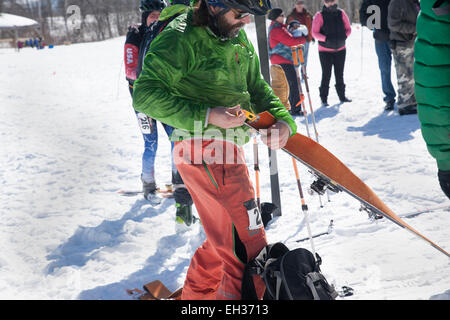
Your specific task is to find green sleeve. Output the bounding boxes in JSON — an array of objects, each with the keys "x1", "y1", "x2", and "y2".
[
  {"x1": 245, "y1": 37, "x2": 297, "y2": 136},
  {"x1": 132, "y1": 30, "x2": 209, "y2": 132}
]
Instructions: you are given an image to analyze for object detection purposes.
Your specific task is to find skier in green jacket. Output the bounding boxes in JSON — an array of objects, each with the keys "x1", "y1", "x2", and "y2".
[
  {"x1": 414, "y1": 0, "x2": 450, "y2": 199},
  {"x1": 133, "y1": 0, "x2": 297, "y2": 299}
]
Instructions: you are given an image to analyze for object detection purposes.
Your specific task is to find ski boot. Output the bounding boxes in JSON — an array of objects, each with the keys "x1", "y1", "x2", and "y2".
[
  {"x1": 175, "y1": 203, "x2": 194, "y2": 226},
  {"x1": 141, "y1": 177, "x2": 162, "y2": 206}
]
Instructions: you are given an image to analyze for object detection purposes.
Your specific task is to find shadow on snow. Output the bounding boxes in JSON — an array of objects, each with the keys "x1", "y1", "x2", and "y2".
[
  {"x1": 77, "y1": 229, "x2": 204, "y2": 300},
  {"x1": 45, "y1": 198, "x2": 173, "y2": 274},
  {"x1": 347, "y1": 111, "x2": 420, "y2": 142}
]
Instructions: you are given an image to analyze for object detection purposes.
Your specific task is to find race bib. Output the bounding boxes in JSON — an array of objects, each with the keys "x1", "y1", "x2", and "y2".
[
  {"x1": 244, "y1": 199, "x2": 263, "y2": 231},
  {"x1": 136, "y1": 112, "x2": 153, "y2": 134}
]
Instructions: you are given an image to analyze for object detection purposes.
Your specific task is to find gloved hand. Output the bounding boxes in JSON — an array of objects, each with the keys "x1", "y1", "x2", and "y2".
[{"x1": 438, "y1": 170, "x2": 450, "y2": 199}]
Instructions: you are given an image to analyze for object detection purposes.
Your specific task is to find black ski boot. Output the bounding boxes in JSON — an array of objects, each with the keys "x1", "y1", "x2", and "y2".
[
  {"x1": 172, "y1": 170, "x2": 196, "y2": 226},
  {"x1": 176, "y1": 203, "x2": 194, "y2": 226}
]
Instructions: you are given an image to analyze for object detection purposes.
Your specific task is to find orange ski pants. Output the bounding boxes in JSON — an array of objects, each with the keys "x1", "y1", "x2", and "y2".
[{"x1": 174, "y1": 139, "x2": 267, "y2": 300}]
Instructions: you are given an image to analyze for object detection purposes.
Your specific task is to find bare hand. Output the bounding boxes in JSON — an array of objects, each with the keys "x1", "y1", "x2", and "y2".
[
  {"x1": 260, "y1": 121, "x2": 290, "y2": 150},
  {"x1": 207, "y1": 105, "x2": 247, "y2": 129}
]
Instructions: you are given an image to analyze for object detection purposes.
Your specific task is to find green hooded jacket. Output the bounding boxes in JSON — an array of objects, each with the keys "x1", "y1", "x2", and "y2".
[
  {"x1": 133, "y1": 9, "x2": 297, "y2": 145},
  {"x1": 414, "y1": 0, "x2": 450, "y2": 170}
]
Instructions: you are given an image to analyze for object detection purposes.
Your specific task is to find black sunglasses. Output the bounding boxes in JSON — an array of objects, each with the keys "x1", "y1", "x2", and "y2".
[{"x1": 231, "y1": 8, "x2": 250, "y2": 19}]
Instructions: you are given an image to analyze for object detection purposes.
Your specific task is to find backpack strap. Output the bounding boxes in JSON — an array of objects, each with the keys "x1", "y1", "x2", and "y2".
[
  {"x1": 241, "y1": 243, "x2": 289, "y2": 300},
  {"x1": 305, "y1": 272, "x2": 339, "y2": 300},
  {"x1": 241, "y1": 245, "x2": 269, "y2": 300},
  {"x1": 274, "y1": 270, "x2": 283, "y2": 300},
  {"x1": 305, "y1": 272, "x2": 323, "y2": 300}
]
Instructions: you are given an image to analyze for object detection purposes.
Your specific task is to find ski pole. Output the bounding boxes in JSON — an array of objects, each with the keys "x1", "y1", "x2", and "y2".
[
  {"x1": 292, "y1": 45, "x2": 325, "y2": 208},
  {"x1": 291, "y1": 157, "x2": 316, "y2": 257},
  {"x1": 253, "y1": 135, "x2": 261, "y2": 210},
  {"x1": 291, "y1": 45, "x2": 311, "y2": 138},
  {"x1": 297, "y1": 45, "x2": 331, "y2": 204},
  {"x1": 359, "y1": 25, "x2": 364, "y2": 78},
  {"x1": 297, "y1": 46, "x2": 319, "y2": 144}
]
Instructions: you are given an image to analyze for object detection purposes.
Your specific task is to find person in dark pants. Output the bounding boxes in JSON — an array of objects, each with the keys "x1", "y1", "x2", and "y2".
[
  {"x1": 388, "y1": 0, "x2": 420, "y2": 115},
  {"x1": 360, "y1": 0, "x2": 396, "y2": 111},
  {"x1": 312, "y1": 0, "x2": 352, "y2": 106},
  {"x1": 268, "y1": 8, "x2": 306, "y2": 115}
]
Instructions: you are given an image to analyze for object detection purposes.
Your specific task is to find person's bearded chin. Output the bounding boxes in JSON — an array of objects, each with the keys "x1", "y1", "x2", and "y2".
[{"x1": 217, "y1": 15, "x2": 245, "y2": 38}]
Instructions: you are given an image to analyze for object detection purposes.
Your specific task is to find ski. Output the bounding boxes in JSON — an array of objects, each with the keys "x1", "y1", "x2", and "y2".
[
  {"x1": 243, "y1": 110, "x2": 450, "y2": 258},
  {"x1": 118, "y1": 187, "x2": 174, "y2": 198}
]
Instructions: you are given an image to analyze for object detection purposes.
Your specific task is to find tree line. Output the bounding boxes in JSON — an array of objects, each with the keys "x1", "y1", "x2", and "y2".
[{"x1": 1, "y1": 0, "x2": 142, "y2": 44}]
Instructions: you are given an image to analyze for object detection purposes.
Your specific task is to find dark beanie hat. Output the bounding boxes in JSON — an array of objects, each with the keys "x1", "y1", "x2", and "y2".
[{"x1": 268, "y1": 8, "x2": 283, "y2": 21}]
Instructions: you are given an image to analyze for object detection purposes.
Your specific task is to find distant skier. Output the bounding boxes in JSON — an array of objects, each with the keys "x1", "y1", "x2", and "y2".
[
  {"x1": 312, "y1": 0, "x2": 352, "y2": 107},
  {"x1": 414, "y1": 0, "x2": 450, "y2": 199},
  {"x1": 387, "y1": 0, "x2": 420, "y2": 115},
  {"x1": 125, "y1": 0, "x2": 195, "y2": 226},
  {"x1": 268, "y1": 8, "x2": 306, "y2": 115},
  {"x1": 360, "y1": 0, "x2": 397, "y2": 111}
]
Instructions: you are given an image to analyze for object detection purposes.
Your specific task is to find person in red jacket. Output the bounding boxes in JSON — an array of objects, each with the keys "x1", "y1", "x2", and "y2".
[
  {"x1": 268, "y1": 8, "x2": 306, "y2": 115},
  {"x1": 286, "y1": 0, "x2": 314, "y2": 68},
  {"x1": 312, "y1": 0, "x2": 352, "y2": 106}
]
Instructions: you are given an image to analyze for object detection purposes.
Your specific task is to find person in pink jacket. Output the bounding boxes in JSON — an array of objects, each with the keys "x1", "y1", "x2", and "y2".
[{"x1": 312, "y1": 0, "x2": 352, "y2": 106}]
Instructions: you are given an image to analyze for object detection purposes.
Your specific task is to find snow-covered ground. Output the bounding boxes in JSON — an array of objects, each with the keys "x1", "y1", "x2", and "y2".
[{"x1": 1, "y1": 22, "x2": 449, "y2": 300}]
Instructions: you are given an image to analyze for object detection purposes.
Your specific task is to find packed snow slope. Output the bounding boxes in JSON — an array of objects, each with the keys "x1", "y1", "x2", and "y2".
[{"x1": 1, "y1": 22, "x2": 449, "y2": 300}]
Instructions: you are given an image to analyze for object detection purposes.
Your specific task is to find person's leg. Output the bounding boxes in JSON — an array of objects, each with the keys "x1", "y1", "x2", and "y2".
[
  {"x1": 163, "y1": 123, "x2": 194, "y2": 225},
  {"x1": 136, "y1": 112, "x2": 158, "y2": 186},
  {"x1": 175, "y1": 140, "x2": 267, "y2": 300},
  {"x1": 334, "y1": 49, "x2": 350, "y2": 102},
  {"x1": 181, "y1": 238, "x2": 224, "y2": 299},
  {"x1": 374, "y1": 40, "x2": 396, "y2": 105},
  {"x1": 392, "y1": 45, "x2": 417, "y2": 113},
  {"x1": 280, "y1": 63, "x2": 301, "y2": 114},
  {"x1": 319, "y1": 51, "x2": 333, "y2": 104}
]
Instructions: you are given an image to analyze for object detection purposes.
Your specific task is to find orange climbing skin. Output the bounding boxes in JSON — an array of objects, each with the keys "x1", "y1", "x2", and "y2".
[{"x1": 246, "y1": 111, "x2": 450, "y2": 258}]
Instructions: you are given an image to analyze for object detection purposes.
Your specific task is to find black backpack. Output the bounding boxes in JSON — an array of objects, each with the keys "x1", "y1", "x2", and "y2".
[{"x1": 241, "y1": 242, "x2": 338, "y2": 300}]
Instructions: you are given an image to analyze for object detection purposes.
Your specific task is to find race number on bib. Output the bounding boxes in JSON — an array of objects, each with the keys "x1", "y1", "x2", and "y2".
[
  {"x1": 136, "y1": 112, "x2": 153, "y2": 134},
  {"x1": 243, "y1": 199, "x2": 263, "y2": 231}
]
